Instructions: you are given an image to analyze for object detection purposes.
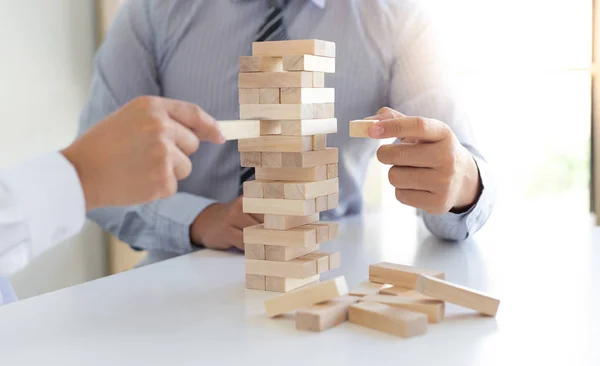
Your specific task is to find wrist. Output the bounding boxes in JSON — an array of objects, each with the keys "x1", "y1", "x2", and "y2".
[
  {"x1": 60, "y1": 147, "x2": 98, "y2": 212},
  {"x1": 452, "y1": 155, "x2": 481, "y2": 213},
  {"x1": 190, "y1": 203, "x2": 219, "y2": 245}
]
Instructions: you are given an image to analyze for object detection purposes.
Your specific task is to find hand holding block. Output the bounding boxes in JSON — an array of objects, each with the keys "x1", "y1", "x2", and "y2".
[
  {"x1": 348, "y1": 301, "x2": 428, "y2": 338},
  {"x1": 349, "y1": 120, "x2": 377, "y2": 137},
  {"x1": 415, "y1": 274, "x2": 500, "y2": 317},
  {"x1": 264, "y1": 276, "x2": 348, "y2": 317},
  {"x1": 296, "y1": 295, "x2": 361, "y2": 332},
  {"x1": 369, "y1": 262, "x2": 445, "y2": 289},
  {"x1": 217, "y1": 120, "x2": 261, "y2": 140},
  {"x1": 360, "y1": 294, "x2": 445, "y2": 323}
]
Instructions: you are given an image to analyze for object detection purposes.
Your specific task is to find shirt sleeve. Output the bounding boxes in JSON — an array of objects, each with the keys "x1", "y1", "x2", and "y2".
[
  {"x1": 78, "y1": 0, "x2": 216, "y2": 255},
  {"x1": 0, "y1": 152, "x2": 86, "y2": 276},
  {"x1": 388, "y1": 2, "x2": 496, "y2": 240}
]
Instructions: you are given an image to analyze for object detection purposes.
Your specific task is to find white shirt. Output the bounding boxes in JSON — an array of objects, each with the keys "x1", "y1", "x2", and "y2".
[{"x1": 0, "y1": 152, "x2": 85, "y2": 305}]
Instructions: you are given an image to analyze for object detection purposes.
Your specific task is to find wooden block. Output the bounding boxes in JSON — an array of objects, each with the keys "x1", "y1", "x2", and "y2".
[
  {"x1": 240, "y1": 56, "x2": 283, "y2": 73},
  {"x1": 240, "y1": 103, "x2": 333, "y2": 120},
  {"x1": 315, "y1": 195, "x2": 328, "y2": 212},
  {"x1": 327, "y1": 163, "x2": 338, "y2": 179},
  {"x1": 256, "y1": 166, "x2": 327, "y2": 182},
  {"x1": 239, "y1": 89, "x2": 260, "y2": 104},
  {"x1": 284, "y1": 178, "x2": 338, "y2": 199},
  {"x1": 349, "y1": 281, "x2": 392, "y2": 297},
  {"x1": 348, "y1": 302, "x2": 427, "y2": 338},
  {"x1": 299, "y1": 252, "x2": 330, "y2": 273},
  {"x1": 239, "y1": 72, "x2": 314, "y2": 89},
  {"x1": 296, "y1": 295, "x2": 360, "y2": 332},
  {"x1": 350, "y1": 120, "x2": 376, "y2": 137},
  {"x1": 244, "y1": 224, "x2": 317, "y2": 247},
  {"x1": 369, "y1": 262, "x2": 445, "y2": 289},
  {"x1": 379, "y1": 286, "x2": 411, "y2": 296},
  {"x1": 313, "y1": 72, "x2": 325, "y2": 88},
  {"x1": 283, "y1": 55, "x2": 336, "y2": 73},
  {"x1": 262, "y1": 182, "x2": 284, "y2": 199},
  {"x1": 259, "y1": 88, "x2": 280, "y2": 104},
  {"x1": 379, "y1": 289, "x2": 437, "y2": 301},
  {"x1": 280, "y1": 88, "x2": 335, "y2": 104},
  {"x1": 312, "y1": 134, "x2": 327, "y2": 150},
  {"x1": 266, "y1": 275, "x2": 320, "y2": 293},
  {"x1": 313, "y1": 103, "x2": 334, "y2": 119},
  {"x1": 281, "y1": 148, "x2": 338, "y2": 168},
  {"x1": 415, "y1": 275, "x2": 500, "y2": 317},
  {"x1": 310, "y1": 221, "x2": 339, "y2": 240},
  {"x1": 329, "y1": 251, "x2": 341, "y2": 269},
  {"x1": 246, "y1": 258, "x2": 318, "y2": 279},
  {"x1": 327, "y1": 192, "x2": 339, "y2": 210},
  {"x1": 266, "y1": 243, "x2": 319, "y2": 261},
  {"x1": 280, "y1": 118, "x2": 337, "y2": 136},
  {"x1": 243, "y1": 197, "x2": 316, "y2": 216},
  {"x1": 264, "y1": 213, "x2": 319, "y2": 230},
  {"x1": 252, "y1": 39, "x2": 336, "y2": 58},
  {"x1": 261, "y1": 152, "x2": 282, "y2": 167},
  {"x1": 260, "y1": 120, "x2": 281, "y2": 135},
  {"x1": 246, "y1": 274, "x2": 266, "y2": 290},
  {"x1": 360, "y1": 295, "x2": 445, "y2": 323},
  {"x1": 245, "y1": 244, "x2": 266, "y2": 260},
  {"x1": 243, "y1": 180, "x2": 263, "y2": 198},
  {"x1": 238, "y1": 136, "x2": 313, "y2": 152},
  {"x1": 304, "y1": 224, "x2": 329, "y2": 243},
  {"x1": 217, "y1": 120, "x2": 260, "y2": 140},
  {"x1": 264, "y1": 276, "x2": 348, "y2": 318},
  {"x1": 240, "y1": 152, "x2": 261, "y2": 167}
]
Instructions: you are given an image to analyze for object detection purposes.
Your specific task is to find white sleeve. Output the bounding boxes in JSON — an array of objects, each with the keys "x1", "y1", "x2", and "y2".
[{"x1": 0, "y1": 152, "x2": 86, "y2": 276}]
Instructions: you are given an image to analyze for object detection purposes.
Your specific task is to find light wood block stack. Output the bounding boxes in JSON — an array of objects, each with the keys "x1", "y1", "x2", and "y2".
[{"x1": 238, "y1": 39, "x2": 340, "y2": 293}]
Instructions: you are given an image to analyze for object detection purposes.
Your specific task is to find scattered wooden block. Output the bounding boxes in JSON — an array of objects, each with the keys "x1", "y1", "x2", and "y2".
[
  {"x1": 313, "y1": 103, "x2": 334, "y2": 119},
  {"x1": 243, "y1": 197, "x2": 316, "y2": 216},
  {"x1": 240, "y1": 56, "x2": 283, "y2": 73},
  {"x1": 246, "y1": 274, "x2": 266, "y2": 290},
  {"x1": 252, "y1": 39, "x2": 336, "y2": 58},
  {"x1": 280, "y1": 148, "x2": 338, "y2": 168},
  {"x1": 369, "y1": 262, "x2": 445, "y2": 289},
  {"x1": 238, "y1": 136, "x2": 313, "y2": 152},
  {"x1": 312, "y1": 134, "x2": 327, "y2": 150},
  {"x1": 284, "y1": 178, "x2": 338, "y2": 199},
  {"x1": 244, "y1": 224, "x2": 318, "y2": 247},
  {"x1": 313, "y1": 72, "x2": 325, "y2": 88},
  {"x1": 255, "y1": 166, "x2": 327, "y2": 182},
  {"x1": 242, "y1": 180, "x2": 263, "y2": 198},
  {"x1": 262, "y1": 182, "x2": 284, "y2": 199},
  {"x1": 266, "y1": 275, "x2": 320, "y2": 293},
  {"x1": 280, "y1": 118, "x2": 338, "y2": 136},
  {"x1": 259, "y1": 88, "x2": 280, "y2": 104},
  {"x1": 379, "y1": 286, "x2": 411, "y2": 296},
  {"x1": 283, "y1": 54, "x2": 335, "y2": 73},
  {"x1": 239, "y1": 89, "x2": 260, "y2": 104},
  {"x1": 349, "y1": 120, "x2": 377, "y2": 137},
  {"x1": 244, "y1": 244, "x2": 266, "y2": 260},
  {"x1": 263, "y1": 213, "x2": 319, "y2": 230},
  {"x1": 239, "y1": 72, "x2": 314, "y2": 88},
  {"x1": 240, "y1": 152, "x2": 261, "y2": 167},
  {"x1": 349, "y1": 281, "x2": 392, "y2": 297},
  {"x1": 327, "y1": 164, "x2": 338, "y2": 179},
  {"x1": 280, "y1": 88, "x2": 335, "y2": 104},
  {"x1": 327, "y1": 192, "x2": 338, "y2": 210},
  {"x1": 217, "y1": 120, "x2": 261, "y2": 140},
  {"x1": 246, "y1": 258, "x2": 318, "y2": 279},
  {"x1": 415, "y1": 275, "x2": 500, "y2": 317},
  {"x1": 260, "y1": 120, "x2": 281, "y2": 135},
  {"x1": 264, "y1": 276, "x2": 348, "y2": 318},
  {"x1": 360, "y1": 295, "x2": 445, "y2": 323},
  {"x1": 296, "y1": 295, "x2": 360, "y2": 332},
  {"x1": 348, "y1": 302, "x2": 428, "y2": 338},
  {"x1": 266, "y1": 244, "x2": 319, "y2": 261}
]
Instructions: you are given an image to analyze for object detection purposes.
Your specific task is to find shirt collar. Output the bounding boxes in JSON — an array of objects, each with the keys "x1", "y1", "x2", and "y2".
[{"x1": 234, "y1": 0, "x2": 326, "y2": 9}]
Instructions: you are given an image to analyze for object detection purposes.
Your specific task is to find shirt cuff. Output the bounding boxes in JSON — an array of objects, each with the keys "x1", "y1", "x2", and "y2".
[{"x1": 0, "y1": 152, "x2": 86, "y2": 255}]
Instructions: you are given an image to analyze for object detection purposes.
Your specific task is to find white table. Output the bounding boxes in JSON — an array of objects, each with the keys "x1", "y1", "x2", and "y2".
[{"x1": 1, "y1": 209, "x2": 599, "y2": 366}]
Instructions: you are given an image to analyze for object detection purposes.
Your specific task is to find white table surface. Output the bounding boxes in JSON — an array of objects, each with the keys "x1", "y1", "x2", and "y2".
[{"x1": 1, "y1": 208, "x2": 599, "y2": 366}]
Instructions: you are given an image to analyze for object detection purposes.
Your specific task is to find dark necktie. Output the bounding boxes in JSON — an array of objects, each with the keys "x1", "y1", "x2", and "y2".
[{"x1": 239, "y1": 0, "x2": 289, "y2": 195}]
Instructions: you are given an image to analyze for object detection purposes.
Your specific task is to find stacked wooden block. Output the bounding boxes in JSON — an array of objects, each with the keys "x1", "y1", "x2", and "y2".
[{"x1": 238, "y1": 39, "x2": 341, "y2": 293}]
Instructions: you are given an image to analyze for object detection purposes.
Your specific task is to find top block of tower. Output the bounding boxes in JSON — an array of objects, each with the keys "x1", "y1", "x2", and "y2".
[{"x1": 252, "y1": 39, "x2": 336, "y2": 58}]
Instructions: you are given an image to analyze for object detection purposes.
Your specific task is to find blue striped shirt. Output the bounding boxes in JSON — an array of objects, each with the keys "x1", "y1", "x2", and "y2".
[{"x1": 78, "y1": 0, "x2": 495, "y2": 256}]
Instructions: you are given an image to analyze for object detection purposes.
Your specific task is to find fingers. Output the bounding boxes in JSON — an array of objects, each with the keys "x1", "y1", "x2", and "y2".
[
  {"x1": 394, "y1": 189, "x2": 445, "y2": 215},
  {"x1": 377, "y1": 143, "x2": 442, "y2": 168},
  {"x1": 230, "y1": 228, "x2": 244, "y2": 251},
  {"x1": 161, "y1": 98, "x2": 225, "y2": 144},
  {"x1": 165, "y1": 119, "x2": 200, "y2": 156},
  {"x1": 250, "y1": 213, "x2": 264, "y2": 223},
  {"x1": 388, "y1": 166, "x2": 440, "y2": 192},
  {"x1": 368, "y1": 116, "x2": 449, "y2": 142},
  {"x1": 168, "y1": 142, "x2": 193, "y2": 180}
]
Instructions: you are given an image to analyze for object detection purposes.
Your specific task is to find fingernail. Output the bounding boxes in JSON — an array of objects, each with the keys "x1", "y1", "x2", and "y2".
[{"x1": 370, "y1": 125, "x2": 384, "y2": 137}]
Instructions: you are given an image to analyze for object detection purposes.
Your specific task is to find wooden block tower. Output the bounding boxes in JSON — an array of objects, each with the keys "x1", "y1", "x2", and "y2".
[{"x1": 238, "y1": 39, "x2": 340, "y2": 293}]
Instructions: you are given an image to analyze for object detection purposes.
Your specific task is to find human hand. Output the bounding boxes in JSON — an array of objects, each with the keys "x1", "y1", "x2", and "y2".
[
  {"x1": 61, "y1": 96, "x2": 225, "y2": 210},
  {"x1": 368, "y1": 107, "x2": 482, "y2": 215},
  {"x1": 190, "y1": 196, "x2": 264, "y2": 251}
]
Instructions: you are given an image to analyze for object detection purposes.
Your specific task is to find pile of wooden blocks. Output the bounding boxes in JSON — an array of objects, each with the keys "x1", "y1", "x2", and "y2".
[
  {"x1": 264, "y1": 262, "x2": 500, "y2": 337},
  {"x1": 235, "y1": 39, "x2": 341, "y2": 293}
]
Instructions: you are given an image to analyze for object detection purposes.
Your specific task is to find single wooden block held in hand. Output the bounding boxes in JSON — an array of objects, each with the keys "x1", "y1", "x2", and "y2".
[
  {"x1": 415, "y1": 274, "x2": 500, "y2": 317},
  {"x1": 252, "y1": 39, "x2": 336, "y2": 58},
  {"x1": 240, "y1": 56, "x2": 283, "y2": 73},
  {"x1": 296, "y1": 295, "x2": 360, "y2": 332},
  {"x1": 263, "y1": 213, "x2": 320, "y2": 230},
  {"x1": 266, "y1": 275, "x2": 320, "y2": 293},
  {"x1": 360, "y1": 294, "x2": 445, "y2": 323},
  {"x1": 348, "y1": 302, "x2": 428, "y2": 338},
  {"x1": 349, "y1": 120, "x2": 377, "y2": 137},
  {"x1": 349, "y1": 281, "x2": 393, "y2": 297},
  {"x1": 217, "y1": 120, "x2": 261, "y2": 140},
  {"x1": 283, "y1": 55, "x2": 336, "y2": 73},
  {"x1": 369, "y1": 262, "x2": 445, "y2": 289},
  {"x1": 246, "y1": 274, "x2": 266, "y2": 290},
  {"x1": 245, "y1": 244, "x2": 266, "y2": 260},
  {"x1": 264, "y1": 276, "x2": 348, "y2": 318}
]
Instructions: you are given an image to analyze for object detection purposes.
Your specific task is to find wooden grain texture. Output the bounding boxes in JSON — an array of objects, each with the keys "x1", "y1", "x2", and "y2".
[
  {"x1": 349, "y1": 281, "x2": 392, "y2": 297},
  {"x1": 242, "y1": 180, "x2": 263, "y2": 198},
  {"x1": 348, "y1": 302, "x2": 428, "y2": 338},
  {"x1": 255, "y1": 166, "x2": 327, "y2": 182},
  {"x1": 240, "y1": 103, "x2": 316, "y2": 120},
  {"x1": 327, "y1": 163, "x2": 338, "y2": 179},
  {"x1": 264, "y1": 276, "x2": 348, "y2": 318},
  {"x1": 238, "y1": 135, "x2": 313, "y2": 152},
  {"x1": 217, "y1": 120, "x2": 261, "y2": 140},
  {"x1": 239, "y1": 56, "x2": 283, "y2": 72},
  {"x1": 239, "y1": 89, "x2": 260, "y2": 104},
  {"x1": 280, "y1": 88, "x2": 335, "y2": 104},
  {"x1": 327, "y1": 192, "x2": 339, "y2": 210},
  {"x1": 313, "y1": 103, "x2": 334, "y2": 118},
  {"x1": 259, "y1": 88, "x2": 280, "y2": 104},
  {"x1": 246, "y1": 274, "x2": 266, "y2": 290},
  {"x1": 261, "y1": 152, "x2": 282, "y2": 167},
  {"x1": 262, "y1": 182, "x2": 284, "y2": 199},
  {"x1": 239, "y1": 72, "x2": 313, "y2": 88},
  {"x1": 369, "y1": 262, "x2": 445, "y2": 289},
  {"x1": 240, "y1": 152, "x2": 261, "y2": 167},
  {"x1": 283, "y1": 178, "x2": 338, "y2": 199},
  {"x1": 296, "y1": 295, "x2": 360, "y2": 332},
  {"x1": 243, "y1": 197, "x2": 316, "y2": 216},
  {"x1": 246, "y1": 258, "x2": 318, "y2": 279},
  {"x1": 281, "y1": 148, "x2": 338, "y2": 168},
  {"x1": 266, "y1": 243, "x2": 319, "y2": 261},
  {"x1": 309, "y1": 221, "x2": 339, "y2": 240},
  {"x1": 313, "y1": 72, "x2": 325, "y2": 88},
  {"x1": 266, "y1": 275, "x2": 320, "y2": 293},
  {"x1": 360, "y1": 294, "x2": 445, "y2": 323},
  {"x1": 280, "y1": 118, "x2": 338, "y2": 136},
  {"x1": 244, "y1": 224, "x2": 317, "y2": 247},
  {"x1": 260, "y1": 120, "x2": 282, "y2": 135},
  {"x1": 263, "y1": 213, "x2": 319, "y2": 230},
  {"x1": 244, "y1": 244, "x2": 266, "y2": 260},
  {"x1": 315, "y1": 195, "x2": 328, "y2": 212},
  {"x1": 349, "y1": 120, "x2": 376, "y2": 137},
  {"x1": 283, "y1": 55, "x2": 336, "y2": 73},
  {"x1": 415, "y1": 274, "x2": 500, "y2": 317},
  {"x1": 312, "y1": 134, "x2": 327, "y2": 150},
  {"x1": 252, "y1": 39, "x2": 336, "y2": 58},
  {"x1": 379, "y1": 286, "x2": 412, "y2": 296}
]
